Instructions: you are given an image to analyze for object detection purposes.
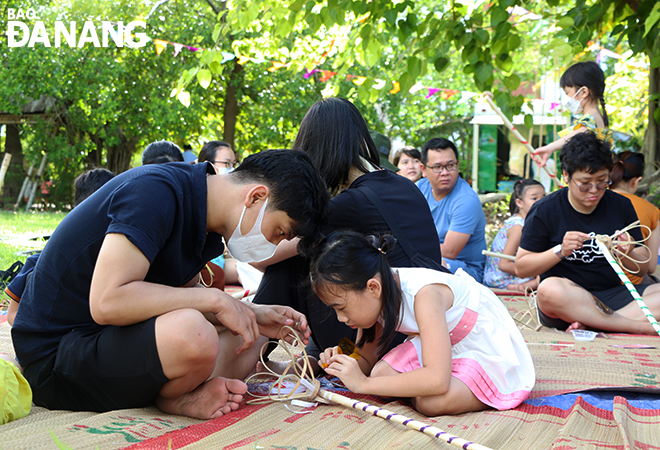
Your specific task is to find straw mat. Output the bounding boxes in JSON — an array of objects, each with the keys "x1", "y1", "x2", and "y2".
[{"x1": 1, "y1": 292, "x2": 659, "y2": 449}]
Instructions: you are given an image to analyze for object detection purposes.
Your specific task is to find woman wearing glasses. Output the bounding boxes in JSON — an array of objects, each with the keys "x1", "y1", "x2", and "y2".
[
  {"x1": 516, "y1": 132, "x2": 660, "y2": 335},
  {"x1": 198, "y1": 141, "x2": 237, "y2": 174}
]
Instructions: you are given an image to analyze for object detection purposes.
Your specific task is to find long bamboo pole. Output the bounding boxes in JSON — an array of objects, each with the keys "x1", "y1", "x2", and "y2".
[
  {"x1": 315, "y1": 387, "x2": 494, "y2": 450},
  {"x1": 482, "y1": 92, "x2": 563, "y2": 188},
  {"x1": 595, "y1": 238, "x2": 660, "y2": 337}
]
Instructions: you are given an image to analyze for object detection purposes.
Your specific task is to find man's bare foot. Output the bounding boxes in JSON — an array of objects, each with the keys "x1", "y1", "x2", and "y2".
[
  {"x1": 256, "y1": 356, "x2": 319, "y2": 376},
  {"x1": 156, "y1": 377, "x2": 247, "y2": 419},
  {"x1": 566, "y1": 321, "x2": 586, "y2": 332}
]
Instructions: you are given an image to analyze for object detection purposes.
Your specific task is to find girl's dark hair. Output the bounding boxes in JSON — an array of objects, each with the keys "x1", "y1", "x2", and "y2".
[
  {"x1": 392, "y1": 146, "x2": 421, "y2": 166},
  {"x1": 199, "y1": 141, "x2": 232, "y2": 164},
  {"x1": 610, "y1": 152, "x2": 645, "y2": 189},
  {"x1": 141, "y1": 140, "x2": 184, "y2": 165},
  {"x1": 509, "y1": 179, "x2": 543, "y2": 215},
  {"x1": 560, "y1": 61, "x2": 609, "y2": 128},
  {"x1": 293, "y1": 97, "x2": 381, "y2": 193},
  {"x1": 310, "y1": 230, "x2": 401, "y2": 355}
]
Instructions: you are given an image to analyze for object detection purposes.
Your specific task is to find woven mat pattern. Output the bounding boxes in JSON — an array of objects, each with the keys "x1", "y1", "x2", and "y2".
[
  {"x1": 1, "y1": 292, "x2": 659, "y2": 449},
  {"x1": 120, "y1": 393, "x2": 660, "y2": 449}
]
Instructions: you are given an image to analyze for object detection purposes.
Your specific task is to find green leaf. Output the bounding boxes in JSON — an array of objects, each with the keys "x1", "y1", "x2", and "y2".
[
  {"x1": 209, "y1": 61, "x2": 222, "y2": 74},
  {"x1": 524, "y1": 114, "x2": 533, "y2": 129},
  {"x1": 655, "y1": 108, "x2": 660, "y2": 124},
  {"x1": 491, "y1": 39, "x2": 506, "y2": 55},
  {"x1": 197, "y1": 69, "x2": 212, "y2": 89},
  {"x1": 490, "y1": 7, "x2": 509, "y2": 28},
  {"x1": 475, "y1": 61, "x2": 493, "y2": 83},
  {"x1": 556, "y1": 17, "x2": 574, "y2": 29},
  {"x1": 384, "y1": 8, "x2": 397, "y2": 25},
  {"x1": 407, "y1": 56, "x2": 422, "y2": 81},
  {"x1": 289, "y1": 0, "x2": 306, "y2": 12},
  {"x1": 212, "y1": 24, "x2": 221, "y2": 42},
  {"x1": 474, "y1": 29, "x2": 489, "y2": 44},
  {"x1": 495, "y1": 54, "x2": 513, "y2": 72},
  {"x1": 200, "y1": 50, "x2": 216, "y2": 65},
  {"x1": 506, "y1": 34, "x2": 521, "y2": 51},
  {"x1": 178, "y1": 91, "x2": 191, "y2": 108},
  {"x1": 503, "y1": 74, "x2": 520, "y2": 91},
  {"x1": 651, "y1": 54, "x2": 660, "y2": 69},
  {"x1": 645, "y1": 3, "x2": 660, "y2": 38},
  {"x1": 434, "y1": 56, "x2": 450, "y2": 73}
]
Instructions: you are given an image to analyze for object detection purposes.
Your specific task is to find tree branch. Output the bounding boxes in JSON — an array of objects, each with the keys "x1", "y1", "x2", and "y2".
[{"x1": 205, "y1": 0, "x2": 221, "y2": 15}]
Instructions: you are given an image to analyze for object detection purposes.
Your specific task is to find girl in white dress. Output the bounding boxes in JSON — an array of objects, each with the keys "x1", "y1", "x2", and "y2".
[{"x1": 312, "y1": 231, "x2": 535, "y2": 416}]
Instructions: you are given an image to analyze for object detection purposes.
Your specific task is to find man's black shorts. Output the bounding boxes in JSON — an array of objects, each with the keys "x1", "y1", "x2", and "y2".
[
  {"x1": 22, "y1": 317, "x2": 169, "y2": 412},
  {"x1": 538, "y1": 283, "x2": 650, "y2": 330}
]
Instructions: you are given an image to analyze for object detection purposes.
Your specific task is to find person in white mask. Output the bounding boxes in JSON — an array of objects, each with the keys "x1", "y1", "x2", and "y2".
[
  {"x1": 198, "y1": 140, "x2": 237, "y2": 175},
  {"x1": 11, "y1": 148, "x2": 330, "y2": 421},
  {"x1": 532, "y1": 61, "x2": 612, "y2": 168}
]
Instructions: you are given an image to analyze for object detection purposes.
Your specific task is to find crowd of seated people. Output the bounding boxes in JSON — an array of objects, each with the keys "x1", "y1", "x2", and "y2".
[{"x1": 4, "y1": 91, "x2": 660, "y2": 423}]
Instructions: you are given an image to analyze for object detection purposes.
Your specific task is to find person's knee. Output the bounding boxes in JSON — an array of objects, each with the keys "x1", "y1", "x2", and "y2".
[
  {"x1": 157, "y1": 309, "x2": 219, "y2": 364},
  {"x1": 537, "y1": 278, "x2": 567, "y2": 312}
]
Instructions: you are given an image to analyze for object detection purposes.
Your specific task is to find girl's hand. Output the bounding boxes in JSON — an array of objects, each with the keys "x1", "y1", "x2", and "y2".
[
  {"x1": 324, "y1": 354, "x2": 368, "y2": 393},
  {"x1": 532, "y1": 146, "x2": 552, "y2": 167},
  {"x1": 319, "y1": 346, "x2": 341, "y2": 369}
]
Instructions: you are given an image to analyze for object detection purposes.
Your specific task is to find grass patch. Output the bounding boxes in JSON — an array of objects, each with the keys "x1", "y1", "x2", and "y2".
[{"x1": 0, "y1": 211, "x2": 67, "y2": 306}]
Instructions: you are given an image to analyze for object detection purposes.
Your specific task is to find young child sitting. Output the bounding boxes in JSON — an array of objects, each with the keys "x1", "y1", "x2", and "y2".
[
  {"x1": 483, "y1": 179, "x2": 545, "y2": 291},
  {"x1": 313, "y1": 231, "x2": 535, "y2": 416}
]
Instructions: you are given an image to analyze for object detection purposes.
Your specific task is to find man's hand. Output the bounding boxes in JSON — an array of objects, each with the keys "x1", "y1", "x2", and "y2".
[
  {"x1": 250, "y1": 304, "x2": 311, "y2": 345},
  {"x1": 560, "y1": 231, "x2": 592, "y2": 258},
  {"x1": 614, "y1": 230, "x2": 633, "y2": 255},
  {"x1": 213, "y1": 295, "x2": 260, "y2": 354}
]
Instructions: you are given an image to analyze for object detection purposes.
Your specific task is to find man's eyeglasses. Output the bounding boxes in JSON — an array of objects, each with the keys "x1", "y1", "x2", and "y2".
[
  {"x1": 570, "y1": 177, "x2": 611, "y2": 192},
  {"x1": 213, "y1": 160, "x2": 237, "y2": 169},
  {"x1": 426, "y1": 162, "x2": 458, "y2": 173}
]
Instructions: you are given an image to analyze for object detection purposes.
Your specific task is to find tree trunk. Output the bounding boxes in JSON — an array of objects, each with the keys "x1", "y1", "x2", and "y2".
[
  {"x1": 643, "y1": 63, "x2": 659, "y2": 176},
  {"x1": 3, "y1": 124, "x2": 25, "y2": 202},
  {"x1": 103, "y1": 127, "x2": 138, "y2": 174},
  {"x1": 223, "y1": 61, "x2": 242, "y2": 151}
]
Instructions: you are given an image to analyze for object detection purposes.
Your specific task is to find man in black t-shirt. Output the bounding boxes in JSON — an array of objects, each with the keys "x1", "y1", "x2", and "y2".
[
  {"x1": 12, "y1": 149, "x2": 329, "y2": 419},
  {"x1": 518, "y1": 132, "x2": 660, "y2": 334}
]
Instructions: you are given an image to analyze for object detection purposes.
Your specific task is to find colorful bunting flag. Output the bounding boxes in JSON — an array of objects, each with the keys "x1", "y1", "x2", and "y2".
[
  {"x1": 389, "y1": 81, "x2": 400, "y2": 94},
  {"x1": 220, "y1": 52, "x2": 236, "y2": 63},
  {"x1": 352, "y1": 76, "x2": 367, "y2": 86},
  {"x1": 172, "y1": 43, "x2": 183, "y2": 57},
  {"x1": 268, "y1": 61, "x2": 286, "y2": 72},
  {"x1": 426, "y1": 88, "x2": 441, "y2": 98},
  {"x1": 237, "y1": 55, "x2": 251, "y2": 65},
  {"x1": 154, "y1": 39, "x2": 167, "y2": 55},
  {"x1": 320, "y1": 70, "x2": 336, "y2": 82},
  {"x1": 303, "y1": 68, "x2": 318, "y2": 79}
]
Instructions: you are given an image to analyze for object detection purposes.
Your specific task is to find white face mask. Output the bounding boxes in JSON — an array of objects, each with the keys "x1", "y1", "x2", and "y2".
[
  {"x1": 215, "y1": 167, "x2": 233, "y2": 175},
  {"x1": 226, "y1": 197, "x2": 278, "y2": 263},
  {"x1": 562, "y1": 87, "x2": 584, "y2": 115}
]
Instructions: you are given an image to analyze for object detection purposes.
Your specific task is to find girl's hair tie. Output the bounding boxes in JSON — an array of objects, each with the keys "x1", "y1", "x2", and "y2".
[{"x1": 377, "y1": 247, "x2": 386, "y2": 255}]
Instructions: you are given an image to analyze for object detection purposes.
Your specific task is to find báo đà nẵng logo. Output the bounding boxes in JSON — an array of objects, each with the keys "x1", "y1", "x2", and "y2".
[{"x1": 6, "y1": 8, "x2": 149, "y2": 48}]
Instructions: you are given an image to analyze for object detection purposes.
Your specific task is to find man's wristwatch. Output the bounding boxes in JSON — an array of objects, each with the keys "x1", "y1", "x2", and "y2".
[{"x1": 553, "y1": 243, "x2": 565, "y2": 260}]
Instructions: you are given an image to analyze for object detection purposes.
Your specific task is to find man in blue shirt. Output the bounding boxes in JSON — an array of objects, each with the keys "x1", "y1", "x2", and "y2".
[
  {"x1": 416, "y1": 138, "x2": 487, "y2": 282},
  {"x1": 12, "y1": 149, "x2": 329, "y2": 420}
]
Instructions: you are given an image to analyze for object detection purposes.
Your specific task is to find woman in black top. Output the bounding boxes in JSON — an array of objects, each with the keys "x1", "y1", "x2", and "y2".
[{"x1": 253, "y1": 97, "x2": 444, "y2": 355}]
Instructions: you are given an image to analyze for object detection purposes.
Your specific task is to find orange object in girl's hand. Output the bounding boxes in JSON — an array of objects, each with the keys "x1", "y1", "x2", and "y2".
[{"x1": 321, "y1": 338, "x2": 361, "y2": 369}]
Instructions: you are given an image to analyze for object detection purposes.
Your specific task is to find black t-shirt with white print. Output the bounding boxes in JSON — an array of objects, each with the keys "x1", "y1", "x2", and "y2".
[{"x1": 520, "y1": 188, "x2": 641, "y2": 292}]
